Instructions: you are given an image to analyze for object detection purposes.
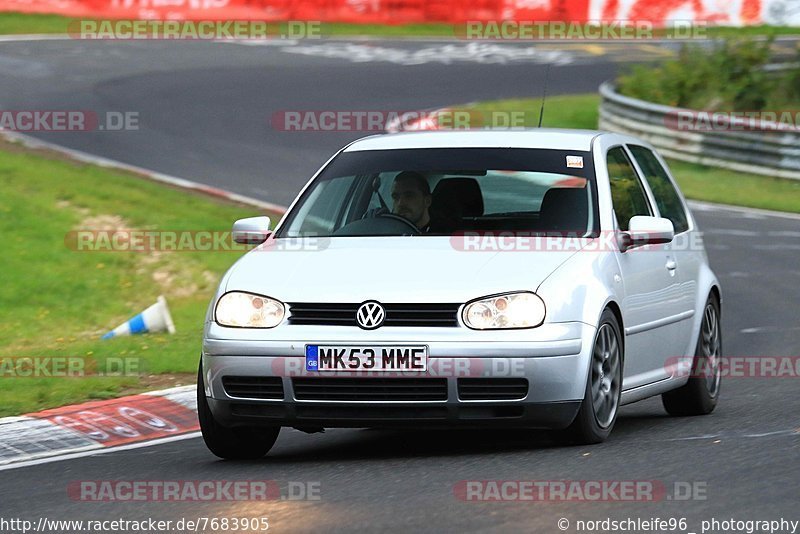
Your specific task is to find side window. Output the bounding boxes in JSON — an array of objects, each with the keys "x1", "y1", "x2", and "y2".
[
  {"x1": 628, "y1": 145, "x2": 689, "y2": 234},
  {"x1": 606, "y1": 147, "x2": 651, "y2": 231}
]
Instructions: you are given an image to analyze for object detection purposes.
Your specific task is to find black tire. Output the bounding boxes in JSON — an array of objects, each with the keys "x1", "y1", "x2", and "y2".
[
  {"x1": 564, "y1": 308, "x2": 623, "y2": 444},
  {"x1": 197, "y1": 363, "x2": 280, "y2": 460},
  {"x1": 662, "y1": 294, "x2": 721, "y2": 416}
]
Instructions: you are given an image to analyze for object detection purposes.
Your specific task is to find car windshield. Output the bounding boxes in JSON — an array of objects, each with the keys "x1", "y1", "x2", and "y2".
[{"x1": 278, "y1": 148, "x2": 598, "y2": 237}]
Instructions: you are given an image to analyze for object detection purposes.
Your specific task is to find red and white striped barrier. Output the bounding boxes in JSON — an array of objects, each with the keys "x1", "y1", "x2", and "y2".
[{"x1": 0, "y1": 0, "x2": 797, "y2": 27}]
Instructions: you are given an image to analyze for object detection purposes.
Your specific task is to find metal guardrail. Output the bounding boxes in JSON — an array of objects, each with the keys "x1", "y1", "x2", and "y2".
[{"x1": 598, "y1": 82, "x2": 800, "y2": 180}]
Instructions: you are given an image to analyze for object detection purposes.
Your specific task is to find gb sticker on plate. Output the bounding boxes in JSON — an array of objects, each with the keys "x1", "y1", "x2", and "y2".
[{"x1": 566, "y1": 155, "x2": 584, "y2": 169}]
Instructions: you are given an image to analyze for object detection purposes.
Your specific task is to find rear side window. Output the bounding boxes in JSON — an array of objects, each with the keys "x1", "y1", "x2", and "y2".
[
  {"x1": 606, "y1": 147, "x2": 651, "y2": 231},
  {"x1": 628, "y1": 145, "x2": 690, "y2": 234}
]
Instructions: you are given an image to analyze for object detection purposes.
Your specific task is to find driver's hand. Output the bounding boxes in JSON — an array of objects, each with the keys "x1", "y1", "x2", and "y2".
[{"x1": 362, "y1": 207, "x2": 390, "y2": 219}]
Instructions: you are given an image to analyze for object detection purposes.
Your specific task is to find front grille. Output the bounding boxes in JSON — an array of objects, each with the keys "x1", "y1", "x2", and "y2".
[
  {"x1": 287, "y1": 302, "x2": 460, "y2": 327},
  {"x1": 457, "y1": 378, "x2": 529, "y2": 400},
  {"x1": 292, "y1": 377, "x2": 448, "y2": 401},
  {"x1": 222, "y1": 376, "x2": 284, "y2": 400}
]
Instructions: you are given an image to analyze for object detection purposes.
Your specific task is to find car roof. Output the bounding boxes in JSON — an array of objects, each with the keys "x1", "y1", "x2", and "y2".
[{"x1": 343, "y1": 129, "x2": 604, "y2": 152}]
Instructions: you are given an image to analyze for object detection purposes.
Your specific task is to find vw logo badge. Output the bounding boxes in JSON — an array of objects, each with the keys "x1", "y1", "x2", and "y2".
[{"x1": 356, "y1": 301, "x2": 386, "y2": 330}]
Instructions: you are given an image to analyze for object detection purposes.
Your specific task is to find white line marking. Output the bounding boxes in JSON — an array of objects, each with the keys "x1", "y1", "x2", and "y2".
[
  {"x1": 0, "y1": 432, "x2": 202, "y2": 471},
  {"x1": 0, "y1": 442, "x2": 27, "y2": 456},
  {"x1": 753, "y1": 244, "x2": 800, "y2": 251},
  {"x1": 688, "y1": 200, "x2": 800, "y2": 221},
  {"x1": 725, "y1": 271, "x2": 750, "y2": 278},
  {"x1": 664, "y1": 434, "x2": 719, "y2": 441},
  {"x1": 0, "y1": 34, "x2": 72, "y2": 42},
  {"x1": 661, "y1": 429, "x2": 800, "y2": 442},
  {"x1": 142, "y1": 385, "x2": 194, "y2": 397},
  {"x1": 282, "y1": 42, "x2": 575, "y2": 65},
  {"x1": 220, "y1": 39, "x2": 299, "y2": 47},
  {"x1": 704, "y1": 228, "x2": 760, "y2": 237},
  {"x1": 768, "y1": 231, "x2": 800, "y2": 238},
  {"x1": 0, "y1": 444, "x2": 103, "y2": 467},
  {"x1": 0, "y1": 130, "x2": 287, "y2": 214},
  {"x1": 741, "y1": 326, "x2": 800, "y2": 334},
  {"x1": 743, "y1": 429, "x2": 799, "y2": 438},
  {"x1": 0, "y1": 415, "x2": 33, "y2": 426}
]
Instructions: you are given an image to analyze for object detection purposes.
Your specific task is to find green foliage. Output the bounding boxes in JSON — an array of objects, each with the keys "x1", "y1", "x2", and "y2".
[{"x1": 617, "y1": 38, "x2": 799, "y2": 111}]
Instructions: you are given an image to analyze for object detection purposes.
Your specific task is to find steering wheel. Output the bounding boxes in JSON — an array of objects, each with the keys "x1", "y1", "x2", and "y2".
[{"x1": 377, "y1": 212, "x2": 420, "y2": 234}]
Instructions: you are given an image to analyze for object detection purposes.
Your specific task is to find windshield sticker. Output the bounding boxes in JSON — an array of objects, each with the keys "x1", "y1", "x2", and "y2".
[{"x1": 566, "y1": 155, "x2": 584, "y2": 169}]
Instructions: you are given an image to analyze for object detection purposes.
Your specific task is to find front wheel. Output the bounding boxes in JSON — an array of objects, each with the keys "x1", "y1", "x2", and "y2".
[
  {"x1": 564, "y1": 309, "x2": 623, "y2": 444},
  {"x1": 662, "y1": 294, "x2": 721, "y2": 416},
  {"x1": 197, "y1": 363, "x2": 280, "y2": 460}
]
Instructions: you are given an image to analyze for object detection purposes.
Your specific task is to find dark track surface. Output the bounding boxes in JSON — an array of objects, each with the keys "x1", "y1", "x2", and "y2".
[{"x1": 1, "y1": 38, "x2": 798, "y2": 534}]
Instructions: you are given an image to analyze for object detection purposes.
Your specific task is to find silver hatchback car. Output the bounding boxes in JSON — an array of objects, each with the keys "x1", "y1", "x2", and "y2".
[{"x1": 199, "y1": 129, "x2": 722, "y2": 459}]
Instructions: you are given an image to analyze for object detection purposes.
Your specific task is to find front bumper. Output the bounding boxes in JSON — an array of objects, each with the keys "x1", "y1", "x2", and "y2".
[
  {"x1": 201, "y1": 321, "x2": 594, "y2": 430},
  {"x1": 208, "y1": 397, "x2": 582, "y2": 429}
]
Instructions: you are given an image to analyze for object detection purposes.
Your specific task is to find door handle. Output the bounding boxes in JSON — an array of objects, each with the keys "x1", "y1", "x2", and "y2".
[{"x1": 665, "y1": 259, "x2": 677, "y2": 271}]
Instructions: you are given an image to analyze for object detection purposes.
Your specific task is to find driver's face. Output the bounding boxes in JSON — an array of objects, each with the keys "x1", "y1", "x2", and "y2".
[{"x1": 391, "y1": 179, "x2": 431, "y2": 226}]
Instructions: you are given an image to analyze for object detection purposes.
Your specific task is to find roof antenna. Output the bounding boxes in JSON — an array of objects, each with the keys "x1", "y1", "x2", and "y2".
[{"x1": 537, "y1": 63, "x2": 551, "y2": 128}]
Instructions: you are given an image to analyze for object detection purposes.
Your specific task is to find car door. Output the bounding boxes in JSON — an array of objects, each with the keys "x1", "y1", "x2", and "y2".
[
  {"x1": 627, "y1": 144, "x2": 698, "y2": 360},
  {"x1": 606, "y1": 146, "x2": 687, "y2": 390}
]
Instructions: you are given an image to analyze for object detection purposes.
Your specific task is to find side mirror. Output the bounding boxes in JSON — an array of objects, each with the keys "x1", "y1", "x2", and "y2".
[
  {"x1": 232, "y1": 216, "x2": 271, "y2": 244},
  {"x1": 619, "y1": 216, "x2": 674, "y2": 251}
]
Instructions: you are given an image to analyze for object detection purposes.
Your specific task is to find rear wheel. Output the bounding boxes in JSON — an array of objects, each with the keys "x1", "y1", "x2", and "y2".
[
  {"x1": 662, "y1": 294, "x2": 721, "y2": 416},
  {"x1": 197, "y1": 363, "x2": 280, "y2": 460},
  {"x1": 564, "y1": 309, "x2": 623, "y2": 444}
]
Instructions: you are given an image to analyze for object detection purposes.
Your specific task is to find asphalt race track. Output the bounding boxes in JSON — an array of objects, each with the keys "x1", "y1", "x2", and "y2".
[
  {"x1": 0, "y1": 39, "x2": 669, "y2": 205},
  {"x1": 1, "y1": 38, "x2": 799, "y2": 533}
]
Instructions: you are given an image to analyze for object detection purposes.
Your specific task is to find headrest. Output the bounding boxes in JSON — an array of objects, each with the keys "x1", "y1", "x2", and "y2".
[
  {"x1": 539, "y1": 188, "x2": 589, "y2": 233},
  {"x1": 432, "y1": 178, "x2": 484, "y2": 217}
]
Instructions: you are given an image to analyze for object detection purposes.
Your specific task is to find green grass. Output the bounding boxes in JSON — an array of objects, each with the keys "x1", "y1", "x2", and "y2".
[
  {"x1": 0, "y1": 12, "x2": 798, "y2": 38},
  {"x1": 0, "y1": 13, "x2": 458, "y2": 36},
  {"x1": 458, "y1": 94, "x2": 800, "y2": 213},
  {"x1": 0, "y1": 141, "x2": 278, "y2": 416},
  {"x1": 0, "y1": 12, "x2": 72, "y2": 34}
]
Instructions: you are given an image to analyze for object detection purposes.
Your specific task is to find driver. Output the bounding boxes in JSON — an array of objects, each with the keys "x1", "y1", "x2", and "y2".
[{"x1": 391, "y1": 171, "x2": 432, "y2": 231}]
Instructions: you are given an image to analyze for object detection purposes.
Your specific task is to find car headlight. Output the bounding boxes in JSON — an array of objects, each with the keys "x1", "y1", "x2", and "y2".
[
  {"x1": 462, "y1": 292, "x2": 546, "y2": 330},
  {"x1": 215, "y1": 291, "x2": 285, "y2": 328}
]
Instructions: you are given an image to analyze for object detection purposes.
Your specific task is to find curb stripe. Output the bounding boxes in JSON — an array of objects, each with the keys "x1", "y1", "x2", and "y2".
[
  {"x1": 0, "y1": 433, "x2": 202, "y2": 472},
  {"x1": 0, "y1": 129, "x2": 287, "y2": 215},
  {"x1": 0, "y1": 391, "x2": 199, "y2": 467}
]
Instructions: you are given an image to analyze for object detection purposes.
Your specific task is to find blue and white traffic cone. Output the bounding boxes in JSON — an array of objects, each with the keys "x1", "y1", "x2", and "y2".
[{"x1": 102, "y1": 295, "x2": 176, "y2": 339}]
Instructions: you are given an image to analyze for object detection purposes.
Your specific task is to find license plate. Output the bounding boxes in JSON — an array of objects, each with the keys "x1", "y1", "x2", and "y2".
[{"x1": 305, "y1": 345, "x2": 428, "y2": 372}]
